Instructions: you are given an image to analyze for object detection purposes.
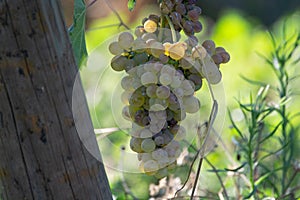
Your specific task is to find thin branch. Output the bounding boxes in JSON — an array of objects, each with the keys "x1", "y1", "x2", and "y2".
[
  {"x1": 87, "y1": 0, "x2": 97, "y2": 8},
  {"x1": 205, "y1": 158, "x2": 229, "y2": 200},
  {"x1": 190, "y1": 157, "x2": 204, "y2": 200},
  {"x1": 103, "y1": 0, "x2": 130, "y2": 30}
]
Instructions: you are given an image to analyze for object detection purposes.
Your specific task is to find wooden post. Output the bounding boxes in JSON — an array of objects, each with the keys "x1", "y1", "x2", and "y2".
[{"x1": 0, "y1": 0, "x2": 112, "y2": 199}]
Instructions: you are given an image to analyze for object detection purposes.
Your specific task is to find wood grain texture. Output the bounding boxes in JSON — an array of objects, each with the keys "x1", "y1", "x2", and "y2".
[{"x1": 0, "y1": 0, "x2": 112, "y2": 199}]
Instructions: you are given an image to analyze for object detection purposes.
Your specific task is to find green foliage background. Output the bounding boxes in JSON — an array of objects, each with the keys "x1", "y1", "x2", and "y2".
[{"x1": 77, "y1": 6, "x2": 300, "y2": 199}]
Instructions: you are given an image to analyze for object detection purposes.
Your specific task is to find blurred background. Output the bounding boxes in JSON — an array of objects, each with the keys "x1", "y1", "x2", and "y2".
[{"x1": 62, "y1": 0, "x2": 300, "y2": 199}]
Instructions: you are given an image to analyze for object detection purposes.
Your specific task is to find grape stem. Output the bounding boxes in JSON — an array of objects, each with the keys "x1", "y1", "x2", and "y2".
[
  {"x1": 158, "y1": 16, "x2": 165, "y2": 42},
  {"x1": 165, "y1": 15, "x2": 177, "y2": 42}
]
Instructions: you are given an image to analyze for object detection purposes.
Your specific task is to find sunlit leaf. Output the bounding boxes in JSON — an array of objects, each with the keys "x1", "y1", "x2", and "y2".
[
  {"x1": 69, "y1": 0, "x2": 88, "y2": 68},
  {"x1": 127, "y1": 0, "x2": 136, "y2": 11}
]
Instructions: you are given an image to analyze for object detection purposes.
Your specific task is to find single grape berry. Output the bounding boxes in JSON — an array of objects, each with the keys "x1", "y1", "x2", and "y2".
[
  {"x1": 118, "y1": 32, "x2": 134, "y2": 50},
  {"x1": 144, "y1": 19, "x2": 158, "y2": 33}
]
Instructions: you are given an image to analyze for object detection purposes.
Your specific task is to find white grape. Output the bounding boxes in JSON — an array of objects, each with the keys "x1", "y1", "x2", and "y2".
[
  {"x1": 121, "y1": 76, "x2": 134, "y2": 90},
  {"x1": 156, "y1": 85, "x2": 171, "y2": 99},
  {"x1": 140, "y1": 128, "x2": 153, "y2": 138},
  {"x1": 143, "y1": 160, "x2": 159, "y2": 174},
  {"x1": 141, "y1": 72, "x2": 158, "y2": 85},
  {"x1": 109, "y1": 41, "x2": 123, "y2": 55},
  {"x1": 152, "y1": 149, "x2": 168, "y2": 161},
  {"x1": 118, "y1": 32, "x2": 134, "y2": 50},
  {"x1": 182, "y1": 95, "x2": 200, "y2": 113},
  {"x1": 141, "y1": 138, "x2": 156, "y2": 152},
  {"x1": 159, "y1": 73, "x2": 173, "y2": 86}
]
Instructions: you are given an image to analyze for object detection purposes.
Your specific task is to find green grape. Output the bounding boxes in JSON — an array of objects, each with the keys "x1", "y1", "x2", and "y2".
[
  {"x1": 121, "y1": 76, "x2": 134, "y2": 90},
  {"x1": 156, "y1": 85, "x2": 171, "y2": 99},
  {"x1": 159, "y1": 54, "x2": 169, "y2": 64},
  {"x1": 152, "y1": 149, "x2": 168, "y2": 160},
  {"x1": 130, "y1": 137, "x2": 143, "y2": 153},
  {"x1": 141, "y1": 33, "x2": 158, "y2": 41},
  {"x1": 140, "y1": 128, "x2": 153, "y2": 138},
  {"x1": 133, "y1": 53, "x2": 149, "y2": 65},
  {"x1": 141, "y1": 72, "x2": 158, "y2": 85},
  {"x1": 141, "y1": 138, "x2": 156, "y2": 152},
  {"x1": 181, "y1": 80, "x2": 195, "y2": 96},
  {"x1": 162, "y1": 129, "x2": 174, "y2": 145},
  {"x1": 149, "y1": 98, "x2": 168, "y2": 111},
  {"x1": 141, "y1": 152, "x2": 153, "y2": 162},
  {"x1": 144, "y1": 19, "x2": 158, "y2": 33},
  {"x1": 129, "y1": 90, "x2": 145, "y2": 107},
  {"x1": 146, "y1": 84, "x2": 158, "y2": 98},
  {"x1": 143, "y1": 159, "x2": 159, "y2": 175},
  {"x1": 180, "y1": 56, "x2": 193, "y2": 69},
  {"x1": 159, "y1": 73, "x2": 173, "y2": 86},
  {"x1": 154, "y1": 136, "x2": 165, "y2": 147},
  {"x1": 134, "y1": 26, "x2": 145, "y2": 37},
  {"x1": 192, "y1": 45, "x2": 207, "y2": 59},
  {"x1": 182, "y1": 95, "x2": 200, "y2": 113},
  {"x1": 118, "y1": 32, "x2": 134, "y2": 50},
  {"x1": 110, "y1": 55, "x2": 127, "y2": 71},
  {"x1": 132, "y1": 38, "x2": 147, "y2": 53},
  {"x1": 108, "y1": 41, "x2": 123, "y2": 55},
  {"x1": 150, "y1": 42, "x2": 164, "y2": 58}
]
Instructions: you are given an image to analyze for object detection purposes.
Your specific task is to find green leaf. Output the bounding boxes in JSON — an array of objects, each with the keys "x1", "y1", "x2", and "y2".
[
  {"x1": 69, "y1": 0, "x2": 88, "y2": 69},
  {"x1": 127, "y1": 0, "x2": 136, "y2": 11}
]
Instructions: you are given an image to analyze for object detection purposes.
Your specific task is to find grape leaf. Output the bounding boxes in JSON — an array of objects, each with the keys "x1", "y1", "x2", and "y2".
[
  {"x1": 127, "y1": 0, "x2": 136, "y2": 11},
  {"x1": 69, "y1": 0, "x2": 87, "y2": 69}
]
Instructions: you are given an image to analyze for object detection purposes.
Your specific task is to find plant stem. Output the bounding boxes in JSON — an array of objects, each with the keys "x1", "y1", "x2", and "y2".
[
  {"x1": 190, "y1": 157, "x2": 204, "y2": 200},
  {"x1": 165, "y1": 15, "x2": 177, "y2": 42}
]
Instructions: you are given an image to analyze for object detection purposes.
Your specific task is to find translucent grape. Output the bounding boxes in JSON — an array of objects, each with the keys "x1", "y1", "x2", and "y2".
[
  {"x1": 143, "y1": 160, "x2": 159, "y2": 174},
  {"x1": 154, "y1": 136, "x2": 165, "y2": 147},
  {"x1": 159, "y1": 73, "x2": 172, "y2": 85},
  {"x1": 140, "y1": 128, "x2": 153, "y2": 138},
  {"x1": 110, "y1": 55, "x2": 127, "y2": 71},
  {"x1": 130, "y1": 137, "x2": 143, "y2": 153},
  {"x1": 152, "y1": 149, "x2": 168, "y2": 160},
  {"x1": 144, "y1": 19, "x2": 158, "y2": 33},
  {"x1": 146, "y1": 84, "x2": 158, "y2": 98},
  {"x1": 118, "y1": 32, "x2": 134, "y2": 50},
  {"x1": 156, "y1": 85, "x2": 171, "y2": 99},
  {"x1": 141, "y1": 138, "x2": 156, "y2": 152},
  {"x1": 121, "y1": 76, "x2": 134, "y2": 90},
  {"x1": 108, "y1": 41, "x2": 123, "y2": 55},
  {"x1": 141, "y1": 72, "x2": 158, "y2": 85},
  {"x1": 182, "y1": 95, "x2": 200, "y2": 113}
]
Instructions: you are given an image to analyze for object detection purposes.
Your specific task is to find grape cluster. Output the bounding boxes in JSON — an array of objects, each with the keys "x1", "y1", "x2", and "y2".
[
  {"x1": 120, "y1": 61, "x2": 199, "y2": 178},
  {"x1": 160, "y1": 0, "x2": 202, "y2": 36},
  {"x1": 108, "y1": 0, "x2": 230, "y2": 178}
]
